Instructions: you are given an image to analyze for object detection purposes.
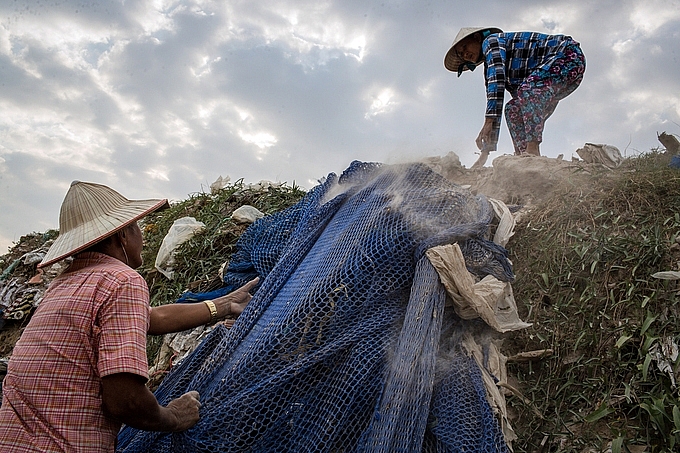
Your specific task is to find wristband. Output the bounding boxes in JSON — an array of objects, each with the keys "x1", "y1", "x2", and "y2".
[{"x1": 205, "y1": 300, "x2": 218, "y2": 323}]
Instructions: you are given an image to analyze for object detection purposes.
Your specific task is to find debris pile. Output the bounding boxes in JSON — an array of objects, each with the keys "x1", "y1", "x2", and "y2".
[
  {"x1": 0, "y1": 232, "x2": 63, "y2": 332},
  {"x1": 0, "y1": 231, "x2": 62, "y2": 390},
  {"x1": 1, "y1": 233, "x2": 54, "y2": 323}
]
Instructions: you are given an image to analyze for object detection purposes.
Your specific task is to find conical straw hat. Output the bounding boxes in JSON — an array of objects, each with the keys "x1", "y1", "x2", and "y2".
[
  {"x1": 444, "y1": 26, "x2": 502, "y2": 73},
  {"x1": 38, "y1": 181, "x2": 169, "y2": 268}
]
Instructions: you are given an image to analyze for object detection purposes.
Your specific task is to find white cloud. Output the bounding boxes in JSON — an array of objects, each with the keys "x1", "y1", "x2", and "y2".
[
  {"x1": 619, "y1": 90, "x2": 680, "y2": 132},
  {"x1": 160, "y1": 114, "x2": 196, "y2": 149},
  {"x1": 611, "y1": 39, "x2": 634, "y2": 56},
  {"x1": 0, "y1": 106, "x2": 112, "y2": 170},
  {"x1": 417, "y1": 80, "x2": 435, "y2": 100},
  {"x1": 222, "y1": 1, "x2": 368, "y2": 69},
  {"x1": 146, "y1": 166, "x2": 171, "y2": 181},
  {"x1": 631, "y1": 1, "x2": 680, "y2": 34},
  {"x1": 195, "y1": 101, "x2": 221, "y2": 127},
  {"x1": 135, "y1": 0, "x2": 178, "y2": 37},
  {"x1": 365, "y1": 88, "x2": 396, "y2": 119},
  {"x1": 518, "y1": 5, "x2": 581, "y2": 33},
  {"x1": 239, "y1": 130, "x2": 277, "y2": 150},
  {"x1": 191, "y1": 55, "x2": 221, "y2": 78}
]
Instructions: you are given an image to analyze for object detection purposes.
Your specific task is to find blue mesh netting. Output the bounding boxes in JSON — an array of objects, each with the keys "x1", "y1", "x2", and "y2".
[{"x1": 117, "y1": 161, "x2": 513, "y2": 453}]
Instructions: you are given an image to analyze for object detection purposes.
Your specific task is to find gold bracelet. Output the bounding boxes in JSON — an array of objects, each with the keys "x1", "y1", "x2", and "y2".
[{"x1": 204, "y1": 300, "x2": 218, "y2": 323}]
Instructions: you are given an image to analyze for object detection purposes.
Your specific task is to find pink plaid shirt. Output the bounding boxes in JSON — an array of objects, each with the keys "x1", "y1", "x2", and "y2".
[{"x1": 0, "y1": 252, "x2": 151, "y2": 452}]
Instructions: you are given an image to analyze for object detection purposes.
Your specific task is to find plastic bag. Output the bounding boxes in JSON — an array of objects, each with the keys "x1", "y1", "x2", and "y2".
[{"x1": 154, "y1": 217, "x2": 205, "y2": 279}]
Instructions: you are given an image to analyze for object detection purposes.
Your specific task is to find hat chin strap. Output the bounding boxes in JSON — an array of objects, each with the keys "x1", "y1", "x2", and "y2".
[
  {"x1": 457, "y1": 61, "x2": 477, "y2": 77},
  {"x1": 122, "y1": 246, "x2": 130, "y2": 266},
  {"x1": 117, "y1": 234, "x2": 130, "y2": 266}
]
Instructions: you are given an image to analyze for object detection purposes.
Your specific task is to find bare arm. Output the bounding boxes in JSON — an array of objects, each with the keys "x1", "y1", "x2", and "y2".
[
  {"x1": 101, "y1": 373, "x2": 200, "y2": 432},
  {"x1": 148, "y1": 278, "x2": 259, "y2": 335}
]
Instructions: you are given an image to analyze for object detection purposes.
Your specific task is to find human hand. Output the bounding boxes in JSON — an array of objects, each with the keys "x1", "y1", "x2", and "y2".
[
  {"x1": 211, "y1": 277, "x2": 260, "y2": 319},
  {"x1": 166, "y1": 391, "x2": 201, "y2": 432},
  {"x1": 475, "y1": 117, "x2": 496, "y2": 151}
]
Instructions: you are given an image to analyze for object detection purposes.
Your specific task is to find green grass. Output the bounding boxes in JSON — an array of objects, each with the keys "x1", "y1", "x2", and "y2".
[
  {"x1": 137, "y1": 179, "x2": 306, "y2": 364},
  {"x1": 507, "y1": 151, "x2": 680, "y2": 452}
]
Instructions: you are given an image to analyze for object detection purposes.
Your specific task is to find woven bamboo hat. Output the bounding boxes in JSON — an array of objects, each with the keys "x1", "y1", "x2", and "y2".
[
  {"x1": 444, "y1": 26, "x2": 503, "y2": 74},
  {"x1": 38, "y1": 181, "x2": 169, "y2": 268}
]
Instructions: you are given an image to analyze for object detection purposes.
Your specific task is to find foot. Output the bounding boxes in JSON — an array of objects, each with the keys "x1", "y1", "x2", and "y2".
[{"x1": 525, "y1": 141, "x2": 540, "y2": 156}]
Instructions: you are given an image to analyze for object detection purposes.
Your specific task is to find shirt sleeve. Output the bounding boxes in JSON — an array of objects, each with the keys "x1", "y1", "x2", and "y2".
[
  {"x1": 483, "y1": 36, "x2": 506, "y2": 119},
  {"x1": 96, "y1": 272, "x2": 151, "y2": 380}
]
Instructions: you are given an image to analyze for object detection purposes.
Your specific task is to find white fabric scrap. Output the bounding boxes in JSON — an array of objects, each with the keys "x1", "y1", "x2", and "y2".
[
  {"x1": 148, "y1": 325, "x2": 214, "y2": 379},
  {"x1": 155, "y1": 217, "x2": 206, "y2": 279},
  {"x1": 651, "y1": 271, "x2": 680, "y2": 280},
  {"x1": 649, "y1": 337, "x2": 679, "y2": 388},
  {"x1": 426, "y1": 244, "x2": 531, "y2": 333},
  {"x1": 238, "y1": 180, "x2": 284, "y2": 192},
  {"x1": 232, "y1": 205, "x2": 265, "y2": 224},
  {"x1": 575, "y1": 143, "x2": 623, "y2": 168}
]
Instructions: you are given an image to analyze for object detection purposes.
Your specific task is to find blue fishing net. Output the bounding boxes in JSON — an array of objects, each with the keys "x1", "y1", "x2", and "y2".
[{"x1": 117, "y1": 161, "x2": 513, "y2": 453}]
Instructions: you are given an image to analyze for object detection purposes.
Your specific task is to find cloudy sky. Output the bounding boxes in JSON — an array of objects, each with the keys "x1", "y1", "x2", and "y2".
[{"x1": 1, "y1": 0, "x2": 679, "y2": 253}]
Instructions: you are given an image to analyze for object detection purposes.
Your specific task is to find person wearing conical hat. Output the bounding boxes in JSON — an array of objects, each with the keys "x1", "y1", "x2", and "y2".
[
  {"x1": 445, "y1": 27, "x2": 585, "y2": 161},
  {"x1": 0, "y1": 181, "x2": 259, "y2": 452}
]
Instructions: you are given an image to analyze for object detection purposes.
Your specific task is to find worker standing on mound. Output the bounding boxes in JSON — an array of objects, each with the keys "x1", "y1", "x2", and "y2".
[
  {"x1": 0, "y1": 181, "x2": 258, "y2": 452},
  {"x1": 445, "y1": 27, "x2": 585, "y2": 162}
]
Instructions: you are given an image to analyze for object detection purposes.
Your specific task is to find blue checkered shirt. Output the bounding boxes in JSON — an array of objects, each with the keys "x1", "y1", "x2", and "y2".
[{"x1": 482, "y1": 32, "x2": 576, "y2": 118}]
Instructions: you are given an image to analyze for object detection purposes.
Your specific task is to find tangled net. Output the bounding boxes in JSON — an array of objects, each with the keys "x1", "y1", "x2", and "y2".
[{"x1": 118, "y1": 161, "x2": 513, "y2": 453}]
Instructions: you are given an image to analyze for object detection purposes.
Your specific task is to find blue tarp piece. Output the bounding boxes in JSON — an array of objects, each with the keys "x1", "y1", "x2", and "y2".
[
  {"x1": 669, "y1": 155, "x2": 680, "y2": 169},
  {"x1": 118, "y1": 161, "x2": 512, "y2": 453}
]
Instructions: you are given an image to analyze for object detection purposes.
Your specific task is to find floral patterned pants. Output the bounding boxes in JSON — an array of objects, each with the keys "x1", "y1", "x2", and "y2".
[{"x1": 505, "y1": 44, "x2": 586, "y2": 155}]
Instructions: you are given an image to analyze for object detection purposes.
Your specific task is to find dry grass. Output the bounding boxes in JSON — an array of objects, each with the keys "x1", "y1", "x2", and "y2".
[{"x1": 507, "y1": 151, "x2": 680, "y2": 452}]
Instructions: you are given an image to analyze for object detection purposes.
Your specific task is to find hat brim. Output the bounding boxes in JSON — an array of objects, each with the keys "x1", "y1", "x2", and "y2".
[
  {"x1": 38, "y1": 198, "x2": 169, "y2": 268},
  {"x1": 444, "y1": 27, "x2": 502, "y2": 73}
]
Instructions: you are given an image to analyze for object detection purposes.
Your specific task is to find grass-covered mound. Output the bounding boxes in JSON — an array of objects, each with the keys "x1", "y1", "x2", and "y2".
[
  {"x1": 507, "y1": 152, "x2": 680, "y2": 452},
  {"x1": 3, "y1": 152, "x2": 680, "y2": 451}
]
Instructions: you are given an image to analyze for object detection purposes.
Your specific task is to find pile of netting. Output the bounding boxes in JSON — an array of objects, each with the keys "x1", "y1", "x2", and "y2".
[{"x1": 118, "y1": 161, "x2": 514, "y2": 453}]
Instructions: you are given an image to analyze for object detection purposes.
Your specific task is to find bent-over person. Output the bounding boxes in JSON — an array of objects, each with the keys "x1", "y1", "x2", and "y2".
[{"x1": 445, "y1": 27, "x2": 586, "y2": 161}]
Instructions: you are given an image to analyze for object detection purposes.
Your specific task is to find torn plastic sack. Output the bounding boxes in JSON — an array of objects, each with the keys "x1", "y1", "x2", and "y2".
[
  {"x1": 232, "y1": 205, "x2": 264, "y2": 224},
  {"x1": 426, "y1": 243, "x2": 531, "y2": 333},
  {"x1": 154, "y1": 217, "x2": 205, "y2": 280},
  {"x1": 575, "y1": 143, "x2": 622, "y2": 168}
]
